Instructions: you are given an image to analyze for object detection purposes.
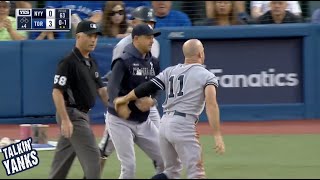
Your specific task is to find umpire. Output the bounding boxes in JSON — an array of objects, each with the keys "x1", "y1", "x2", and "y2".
[{"x1": 49, "y1": 20, "x2": 108, "y2": 179}]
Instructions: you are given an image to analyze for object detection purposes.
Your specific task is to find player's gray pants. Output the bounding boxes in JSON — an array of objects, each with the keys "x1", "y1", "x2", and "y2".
[
  {"x1": 107, "y1": 113, "x2": 164, "y2": 179},
  {"x1": 49, "y1": 108, "x2": 101, "y2": 179},
  {"x1": 99, "y1": 106, "x2": 160, "y2": 157},
  {"x1": 160, "y1": 112, "x2": 206, "y2": 179}
]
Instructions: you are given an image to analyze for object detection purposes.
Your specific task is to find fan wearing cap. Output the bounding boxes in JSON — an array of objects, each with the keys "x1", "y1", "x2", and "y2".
[
  {"x1": 0, "y1": 1, "x2": 27, "y2": 41},
  {"x1": 49, "y1": 20, "x2": 108, "y2": 179},
  {"x1": 113, "y1": 6, "x2": 160, "y2": 61},
  {"x1": 103, "y1": 23, "x2": 164, "y2": 179}
]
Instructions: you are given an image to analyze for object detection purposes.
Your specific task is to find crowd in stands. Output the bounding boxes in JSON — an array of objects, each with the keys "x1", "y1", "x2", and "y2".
[{"x1": 0, "y1": 1, "x2": 320, "y2": 41}]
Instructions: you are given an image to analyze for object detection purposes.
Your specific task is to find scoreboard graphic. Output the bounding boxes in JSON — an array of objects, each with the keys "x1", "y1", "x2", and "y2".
[{"x1": 16, "y1": 9, "x2": 71, "y2": 31}]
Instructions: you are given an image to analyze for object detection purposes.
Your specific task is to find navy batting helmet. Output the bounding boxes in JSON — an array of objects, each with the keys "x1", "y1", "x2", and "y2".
[{"x1": 131, "y1": 6, "x2": 157, "y2": 23}]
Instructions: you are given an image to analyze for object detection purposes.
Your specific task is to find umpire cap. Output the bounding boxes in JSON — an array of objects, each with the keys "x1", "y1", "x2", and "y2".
[
  {"x1": 76, "y1": 20, "x2": 102, "y2": 35},
  {"x1": 131, "y1": 6, "x2": 157, "y2": 23}
]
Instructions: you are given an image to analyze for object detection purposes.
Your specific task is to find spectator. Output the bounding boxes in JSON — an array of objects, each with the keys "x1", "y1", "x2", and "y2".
[
  {"x1": 206, "y1": 1, "x2": 246, "y2": 18},
  {"x1": 101, "y1": 1, "x2": 129, "y2": 38},
  {"x1": 9, "y1": 1, "x2": 32, "y2": 17},
  {"x1": 152, "y1": 1, "x2": 192, "y2": 28},
  {"x1": 0, "y1": 1, "x2": 27, "y2": 41},
  {"x1": 123, "y1": 1, "x2": 151, "y2": 20},
  {"x1": 251, "y1": 1, "x2": 302, "y2": 19},
  {"x1": 195, "y1": 1, "x2": 247, "y2": 26},
  {"x1": 257, "y1": 1, "x2": 303, "y2": 24}
]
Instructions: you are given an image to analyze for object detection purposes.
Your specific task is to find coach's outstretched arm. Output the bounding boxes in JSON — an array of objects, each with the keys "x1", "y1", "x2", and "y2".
[{"x1": 204, "y1": 84, "x2": 225, "y2": 155}]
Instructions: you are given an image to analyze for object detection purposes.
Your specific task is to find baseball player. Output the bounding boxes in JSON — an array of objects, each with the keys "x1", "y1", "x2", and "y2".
[
  {"x1": 98, "y1": 6, "x2": 162, "y2": 174},
  {"x1": 114, "y1": 39, "x2": 226, "y2": 179},
  {"x1": 49, "y1": 21, "x2": 108, "y2": 179}
]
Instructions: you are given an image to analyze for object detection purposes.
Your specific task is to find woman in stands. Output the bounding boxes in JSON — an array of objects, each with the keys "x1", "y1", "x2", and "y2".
[
  {"x1": 101, "y1": 1, "x2": 130, "y2": 38},
  {"x1": 195, "y1": 1, "x2": 245, "y2": 26}
]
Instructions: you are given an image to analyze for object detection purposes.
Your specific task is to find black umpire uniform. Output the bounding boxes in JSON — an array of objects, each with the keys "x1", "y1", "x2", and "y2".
[{"x1": 49, "y1": 21, "x2": 104, "y2": 179}]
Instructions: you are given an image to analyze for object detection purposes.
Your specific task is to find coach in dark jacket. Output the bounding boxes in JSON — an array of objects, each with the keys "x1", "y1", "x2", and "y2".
[{"x1": 106, "y1": 24, "x2": 164, "y2": 178}]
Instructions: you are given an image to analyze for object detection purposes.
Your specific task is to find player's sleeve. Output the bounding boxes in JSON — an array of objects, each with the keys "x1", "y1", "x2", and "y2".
[
  {"x1": 153, "y1": 66, "x2": 171, "y2": 90},
  {"x1": 112, "y1": 44, "x2": 122, "y2": 61},
  {"x1": 151, "y1": 39, "x2": 160, "y2": 58},
  {"x1": 53, "y1": 60, "x2": 71, "y2": 91},
  {"x1": 112, "y1": 37, "x2": 127, "y2": 61},
  {"x1": 205, "y1": 72, "x2": 219, "y2": 88},
  {"x1": 134, "y1": 66, "x2": 167, "y2": 98},
  {"x1": 150, "y1": 58, "x2": 161, "y2": 98},
  {"x1": 134, "y1": 80, "x2": 163, "y2": 98}
]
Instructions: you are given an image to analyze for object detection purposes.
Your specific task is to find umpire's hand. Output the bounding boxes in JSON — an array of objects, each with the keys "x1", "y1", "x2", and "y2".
[{"x1": 61, "y1": 119, "x2": 73, "y2": 138}]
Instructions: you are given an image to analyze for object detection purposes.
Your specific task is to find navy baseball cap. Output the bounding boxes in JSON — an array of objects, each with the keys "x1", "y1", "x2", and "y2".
[
  {"x1": 131, "y1": 24, "x2": 161, "y2": 38},
  {"x1": 76, "y1": 20, "x2": 102, "y2": 35}
]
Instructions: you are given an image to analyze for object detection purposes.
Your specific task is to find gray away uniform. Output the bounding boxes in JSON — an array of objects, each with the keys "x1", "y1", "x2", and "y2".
[{"x1": 149, "y1": 63, "x2": 219, "y2": 179}]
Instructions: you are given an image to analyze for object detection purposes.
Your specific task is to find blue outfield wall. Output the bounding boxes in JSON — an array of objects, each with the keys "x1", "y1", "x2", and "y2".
[{"x1": 0, "y1": 23, "x2": 320, "y2": 124}]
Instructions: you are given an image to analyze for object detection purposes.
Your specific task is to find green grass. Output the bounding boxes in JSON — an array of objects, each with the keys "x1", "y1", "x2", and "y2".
[{"x1": 0, "y1": 135, "x2": 319, "y2": 179}]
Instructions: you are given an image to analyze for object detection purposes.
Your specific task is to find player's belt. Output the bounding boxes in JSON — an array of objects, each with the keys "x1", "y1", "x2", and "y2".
[
  {"x1": 167, "y1": 111, "x2": 186, "y2": 117},
  {"x1": 174, "y1": 111, "x2": 186, "y2": 117}
]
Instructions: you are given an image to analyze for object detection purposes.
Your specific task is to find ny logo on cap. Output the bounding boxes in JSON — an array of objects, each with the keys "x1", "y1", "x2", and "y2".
[
  {"x1": 90, "y1": 24, "x2": 97, "y2": 29},
  {"x1": 148, "y1": 10, "x2": 153, "y2": 18},
  {"x1": 148, "y1": 24, "x2": 153, "y2": 30}
]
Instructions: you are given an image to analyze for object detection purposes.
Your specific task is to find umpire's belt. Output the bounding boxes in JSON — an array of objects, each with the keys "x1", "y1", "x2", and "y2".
[
  {"x1": 67, "y1": 105, "x2": 91, "y2": 113},
  {"x1": 166, "y1": 111, "x2": 186, "y2": 117}
]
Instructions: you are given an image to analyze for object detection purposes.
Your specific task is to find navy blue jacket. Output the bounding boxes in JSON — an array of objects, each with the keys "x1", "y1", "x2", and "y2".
[{"x1": 107, "y1": 43, "x2": 160, "y2": 123}]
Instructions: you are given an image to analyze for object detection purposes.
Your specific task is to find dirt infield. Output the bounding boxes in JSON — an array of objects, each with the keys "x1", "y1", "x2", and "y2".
[{"x1": 0, "y1": 119, "x2": 319, "y2": 140}]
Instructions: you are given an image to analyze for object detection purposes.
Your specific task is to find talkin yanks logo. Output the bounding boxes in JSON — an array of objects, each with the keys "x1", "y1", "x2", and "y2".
[
  {"x1": 210, "y1": 68, "x2": 299, "y2": 88},
  {"x1": 1, "y1": 138, "x2": 39, "y2": 176}
]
